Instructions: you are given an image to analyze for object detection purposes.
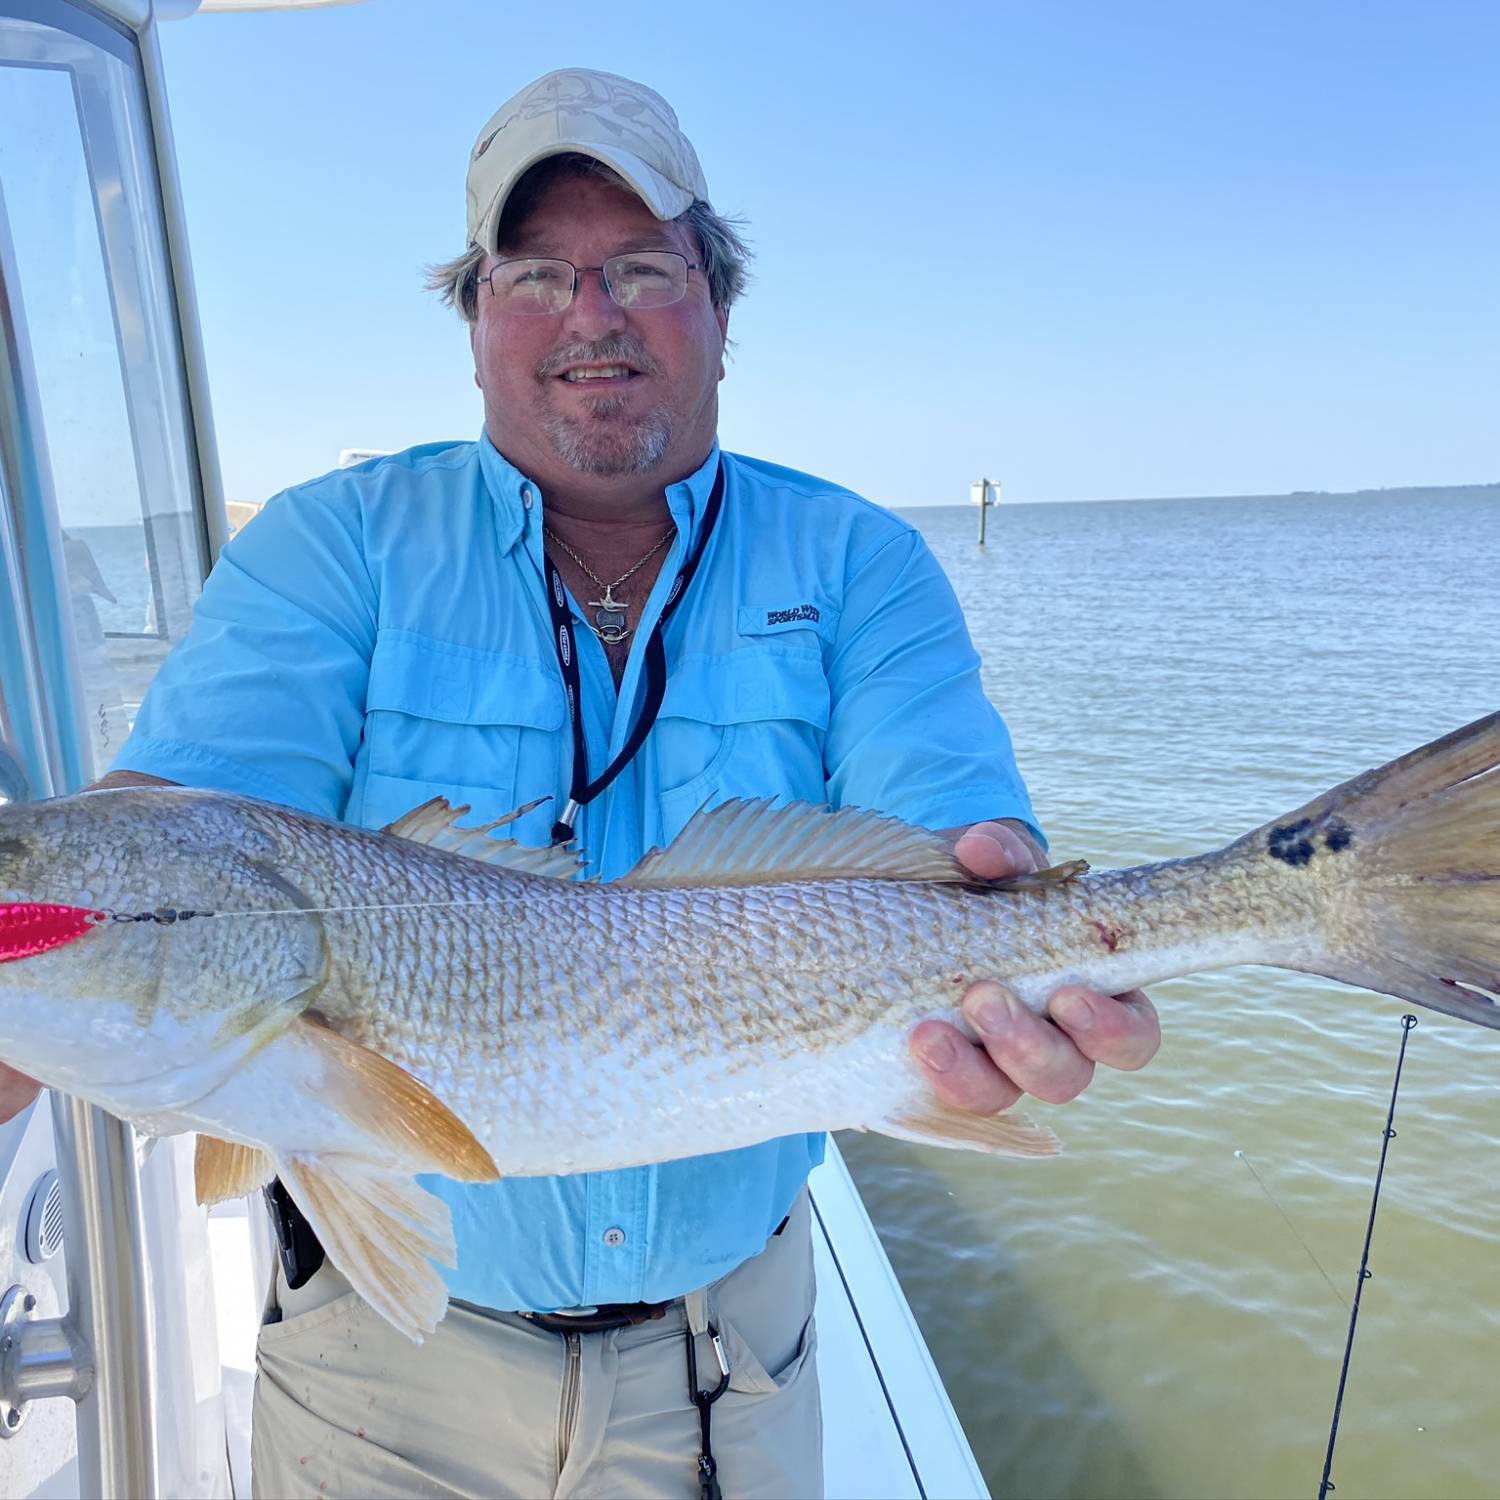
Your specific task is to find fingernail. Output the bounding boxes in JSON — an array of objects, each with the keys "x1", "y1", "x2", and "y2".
[
  {"x1": 968, "y1": 989, "x2": 1021, "y2": 1036},
  {"x1": 916, "y1": 1035, "x2": 958, "y2": 1073},
  {"x1": 1052, "y1": 989, "x2": 1096, "y2": 1029}
]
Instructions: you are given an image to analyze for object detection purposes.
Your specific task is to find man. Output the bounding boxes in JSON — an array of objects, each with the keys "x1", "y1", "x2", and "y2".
[{"x1": 0, "y1": 68, "x2": 1158, "y2": 1497}]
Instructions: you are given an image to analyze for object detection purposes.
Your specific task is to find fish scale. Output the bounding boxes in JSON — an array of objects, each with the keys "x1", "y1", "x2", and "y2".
[{"x1": 0, "y1": 710, "x2": 1497, "y2": 1339}]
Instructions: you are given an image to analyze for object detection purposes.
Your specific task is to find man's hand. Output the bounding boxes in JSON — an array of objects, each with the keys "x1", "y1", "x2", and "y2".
[
  {"x1": 908, "y1": 819, "x2": 1160, "y2": 1114},
  {"x1": 0, "y1": 1066, "x2": 41, "y2": 1125}
]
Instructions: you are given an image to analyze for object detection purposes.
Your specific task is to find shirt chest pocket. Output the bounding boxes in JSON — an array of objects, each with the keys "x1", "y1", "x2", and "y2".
[
  {"x1": 652, "y1": 649, "x2": 831, "y2": 829},
  {"x1": 363, "y1": 631, "x2": 566, "y2": 817}
]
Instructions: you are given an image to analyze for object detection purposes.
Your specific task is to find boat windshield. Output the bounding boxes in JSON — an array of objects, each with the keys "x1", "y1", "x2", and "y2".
[{"x1": 0, "y1": 4, "x2": 207, "y2": 793}]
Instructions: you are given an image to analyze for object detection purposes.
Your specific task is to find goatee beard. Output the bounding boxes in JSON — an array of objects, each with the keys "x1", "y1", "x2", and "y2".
[{"x1": 543, "y1": 397, "x2": 674, "y2": 477}]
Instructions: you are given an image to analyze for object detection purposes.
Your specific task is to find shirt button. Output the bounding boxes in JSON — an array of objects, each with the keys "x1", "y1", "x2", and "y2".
[
  {"x1": 521, "y1": 486, "x2": 534, "y2": 508},
  {"x1": 602, "y1": 1226, "x2": 626, "y2": 1248}
]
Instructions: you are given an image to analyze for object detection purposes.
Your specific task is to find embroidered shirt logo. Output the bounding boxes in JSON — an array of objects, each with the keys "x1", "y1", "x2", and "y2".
[{"x1": 765, "y1": 604, "x2": 820, "y2": 627}]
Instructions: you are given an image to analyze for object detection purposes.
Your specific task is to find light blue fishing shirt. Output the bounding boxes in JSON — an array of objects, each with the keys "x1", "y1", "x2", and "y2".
[{"x1": 116, "y1": 433, "x2": 1040, "y2": 1312}]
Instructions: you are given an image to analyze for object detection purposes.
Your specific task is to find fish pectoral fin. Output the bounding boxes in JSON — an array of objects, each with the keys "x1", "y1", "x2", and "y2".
[
  {"x1": 876, "y1": 1100, "x2": 1062, "y2": 1158},
  {"x1": 194, "y1": 1136, "x2": 274, "y2": 1205},
  {"x1": 297, "y1": 1017, "x2": 499, "y2": 1182},
  {"x1": 383, "y1": 797, "x2": 584, "y2": 879},
  {"x1": 277, "y1": 1154, "x2": 453, "y2": 1343}
]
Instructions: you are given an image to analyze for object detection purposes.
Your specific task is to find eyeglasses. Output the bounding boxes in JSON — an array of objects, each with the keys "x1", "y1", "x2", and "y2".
[{"x1": 479, "y1": 251, "x2": 700, "y2": 315}]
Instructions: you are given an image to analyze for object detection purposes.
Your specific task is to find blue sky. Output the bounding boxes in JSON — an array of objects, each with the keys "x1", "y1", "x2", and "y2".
[{"x1": 158, "y1": 0, "x2": 1498, "y2": 507}]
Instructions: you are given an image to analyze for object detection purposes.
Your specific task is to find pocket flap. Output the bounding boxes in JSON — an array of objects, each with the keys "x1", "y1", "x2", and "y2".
[
  {"x1": 736, "y1": 602, "x2": 839, "y2": 643},
  {"x1": 660, "y1": 650, "x2": 830, "y2": 729},
  {"x1": 367, "y1": 630, "x2": 565, "y2": 729}
]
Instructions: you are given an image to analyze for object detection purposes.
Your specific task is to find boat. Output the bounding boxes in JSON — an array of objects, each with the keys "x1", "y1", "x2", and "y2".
[{"x1": 0, "y1": 2, "x2": 988, "y2": 1495}]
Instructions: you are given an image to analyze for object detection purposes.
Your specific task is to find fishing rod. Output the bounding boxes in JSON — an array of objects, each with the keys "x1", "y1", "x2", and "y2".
[{"x1": 1316, "y1": 1012, "x2": 1419, "y2": 1500}]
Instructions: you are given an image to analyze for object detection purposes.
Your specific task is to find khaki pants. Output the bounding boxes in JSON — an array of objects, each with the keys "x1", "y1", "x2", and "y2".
[{"x1": 250, "y1": 1192, "x2": 822, "y2": 1499}]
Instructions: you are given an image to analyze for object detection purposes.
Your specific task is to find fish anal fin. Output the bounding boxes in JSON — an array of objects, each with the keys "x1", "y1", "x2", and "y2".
[
  {"x1": 277, "y1": 1155, "x2": 452, "y2": 1342},
  {"x1": 194, "y1": 1135, "x2": 274, "y2": 1205},
  {"x1": 384, "y1": 797, "x2": 582, "y2": 879},
  {"x1": 876, "y1": 1100, "x2": 1062, "y2": 1158},
  {"x1": 297, "y1": 1017, "x2": 499, "y2": 1182}
]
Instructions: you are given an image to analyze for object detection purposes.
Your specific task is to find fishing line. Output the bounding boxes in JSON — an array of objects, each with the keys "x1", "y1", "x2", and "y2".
[
  {"x1": 212, "y1": 897, "x2": 521, "y2": 918},
  {"x1": 1316, "y1": 1012, "x2": 1419, "y2": 1500},
  {"x1": 93, "y1": 895, "x2": 524, "y2": 923},
  {"x1": 1233, "y1": 1149, "x2": 1346, "y2": 1311}
]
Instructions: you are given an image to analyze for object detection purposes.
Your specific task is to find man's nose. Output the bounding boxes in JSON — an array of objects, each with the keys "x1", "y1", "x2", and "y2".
[{"x1": 561, "y1": 267, "x2": 628, "y2": 339}]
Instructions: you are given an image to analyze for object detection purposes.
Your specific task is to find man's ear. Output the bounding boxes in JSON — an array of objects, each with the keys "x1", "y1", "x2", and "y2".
[{"x1": 717, "y1": 306, "x2": 729, "y2": 380}]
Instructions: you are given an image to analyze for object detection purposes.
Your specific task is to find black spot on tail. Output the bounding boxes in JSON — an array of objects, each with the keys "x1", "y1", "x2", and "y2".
[
  {"x1": 1323, "y1": 818, "x2": 1354, "y2": 852},
  {"x1": 1268, "y1": 819, "x2": 1316, "y2": 866},
  {"x1": 1268, "y1": 815, "x2": 1356, "y2": 866}
]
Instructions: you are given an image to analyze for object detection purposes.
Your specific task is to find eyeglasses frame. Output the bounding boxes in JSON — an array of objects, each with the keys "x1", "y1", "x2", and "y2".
[{"x1": 478, "y1": 250, "x2": 702, "y2": 315}]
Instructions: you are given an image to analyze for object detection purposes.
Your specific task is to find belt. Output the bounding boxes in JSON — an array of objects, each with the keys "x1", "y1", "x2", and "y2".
[{"x1": 521, "y1": 1300, "x2": 675, "y2": 1335}]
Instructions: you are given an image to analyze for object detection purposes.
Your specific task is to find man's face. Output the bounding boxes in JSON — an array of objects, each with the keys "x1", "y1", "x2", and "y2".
[{"x1": 471, "y1": 172, "x2": 729, "y2": 491}]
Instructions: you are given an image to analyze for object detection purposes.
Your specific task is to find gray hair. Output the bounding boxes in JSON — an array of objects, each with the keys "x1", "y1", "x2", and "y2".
[{"x1": 425, "y1": 155, "x2": 752, "y2": 323}]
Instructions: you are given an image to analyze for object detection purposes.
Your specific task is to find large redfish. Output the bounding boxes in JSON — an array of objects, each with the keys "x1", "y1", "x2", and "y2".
[{"x1": 0, "y1": 711, "x2": 1496, "y2": 1340}]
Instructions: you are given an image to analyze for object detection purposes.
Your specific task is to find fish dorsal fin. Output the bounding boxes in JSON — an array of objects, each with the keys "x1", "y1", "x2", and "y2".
[
  {"x1": 990, "y1": 858, "x2": 1091, "y2": 888},
  {"x1": 384, "y1": 797, "x2": 582, "y2": 879},
  {"x1": 618, "y1": 799, "x2": 1042, "y2": 890},
  {"x1": 194, "y1": 1136, "x2": 275, "y2": 1206}
]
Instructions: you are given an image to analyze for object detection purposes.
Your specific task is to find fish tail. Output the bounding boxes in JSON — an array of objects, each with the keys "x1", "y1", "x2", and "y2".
[{"x1": 1257, "y1": 710, "x2": 1500, "y2": 1028}]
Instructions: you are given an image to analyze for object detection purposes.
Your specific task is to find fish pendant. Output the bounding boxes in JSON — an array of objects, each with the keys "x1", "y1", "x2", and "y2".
[{"x1": 589, "y1": 583, "x2": 630, "y2": 644}]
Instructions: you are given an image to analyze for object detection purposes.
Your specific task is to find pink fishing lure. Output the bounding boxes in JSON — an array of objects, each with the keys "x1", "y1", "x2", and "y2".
[{"x1": 0, "y1": 903, "x2": 103, "y2": 964}]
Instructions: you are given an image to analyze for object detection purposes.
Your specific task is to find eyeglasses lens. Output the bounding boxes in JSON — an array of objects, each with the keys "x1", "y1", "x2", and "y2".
[{"x1": 492, "y1": 252, "x2": 688, "y2": 314}]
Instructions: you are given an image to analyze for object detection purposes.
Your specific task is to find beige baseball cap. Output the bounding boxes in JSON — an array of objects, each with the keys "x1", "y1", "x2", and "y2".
[{"x1": 466, "y1": 68, "x2": 710, "y2": 252}]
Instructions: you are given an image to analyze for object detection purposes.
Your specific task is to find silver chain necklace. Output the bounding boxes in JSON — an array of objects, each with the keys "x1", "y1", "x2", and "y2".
[{"x1": 543, "y1": 522, "x2": 677, "y2": 645}]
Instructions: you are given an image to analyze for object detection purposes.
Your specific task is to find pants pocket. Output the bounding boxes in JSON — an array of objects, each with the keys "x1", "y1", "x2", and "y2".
[{"x1": 721, "y1": 1308, "x2": 818, "y2": 1395}]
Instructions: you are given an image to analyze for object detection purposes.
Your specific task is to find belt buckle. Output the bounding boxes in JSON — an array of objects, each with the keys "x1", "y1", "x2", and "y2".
[{"x1": 523, "y1": 1301, "x2": 671, "y2": 1335}]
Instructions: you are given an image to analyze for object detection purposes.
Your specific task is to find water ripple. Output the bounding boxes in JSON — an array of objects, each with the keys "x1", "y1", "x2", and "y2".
[{"x1": 845, "y1": 489, "x2": 1500, "y2": 1499}]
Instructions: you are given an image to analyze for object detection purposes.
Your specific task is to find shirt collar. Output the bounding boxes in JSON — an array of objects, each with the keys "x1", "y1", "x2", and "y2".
[
  {"x1": 477, "y1": 431, "x2": 531, "y2": 555},
  {"x1": 477, "y1": 428, "x2": 723, "y2": 557}
]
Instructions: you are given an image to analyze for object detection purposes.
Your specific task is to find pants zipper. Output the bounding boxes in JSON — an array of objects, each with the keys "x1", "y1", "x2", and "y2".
[{"x1": 556, "y1": 1331, "x2": 582, "y2": 1477}]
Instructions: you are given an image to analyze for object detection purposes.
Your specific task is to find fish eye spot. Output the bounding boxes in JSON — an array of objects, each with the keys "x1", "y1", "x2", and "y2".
[
  {"x1": 1323, "y1": 819, "x2": 1354, "y2": 852},
  {"x1": 1267, "y1": 822, "x2": 1318, "y2": 867}
]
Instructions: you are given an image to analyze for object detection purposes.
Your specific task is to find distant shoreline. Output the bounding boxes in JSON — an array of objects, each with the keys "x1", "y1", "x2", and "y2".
[{"x1": 899, "y1": 480, "x2": 1500, "y2": 510}]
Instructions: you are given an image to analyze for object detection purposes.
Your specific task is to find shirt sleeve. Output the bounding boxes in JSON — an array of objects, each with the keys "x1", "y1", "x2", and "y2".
[
  {"x1": 823, "y1": 527, "x2": 1044, "y2": 846},
  {"x1": 112, "y1": 489, "x2": 377, "y2": 816}
]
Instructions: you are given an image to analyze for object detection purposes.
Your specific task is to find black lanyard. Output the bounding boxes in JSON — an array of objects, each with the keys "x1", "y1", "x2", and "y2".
[{"x1": 542, "y1": 458, "x2": 725, "y2": 845}]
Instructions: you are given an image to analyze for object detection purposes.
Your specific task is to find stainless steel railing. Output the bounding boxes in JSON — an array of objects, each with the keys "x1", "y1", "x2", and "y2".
[
  {"x1": 0, "y1": 1097, "x2": 159, "y2": 1497},
  {"x1": 50, "y1": 1097, "x2": 159, "y2": 1499}
]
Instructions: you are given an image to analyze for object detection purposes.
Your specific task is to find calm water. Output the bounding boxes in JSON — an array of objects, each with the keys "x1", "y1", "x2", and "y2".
[
  {"x1": 70, "y1": 488, "x2": 1499, "y2": 1495},
  {"x1": 844, "y1": 488, "x2": 1500, "y2": 1499}
]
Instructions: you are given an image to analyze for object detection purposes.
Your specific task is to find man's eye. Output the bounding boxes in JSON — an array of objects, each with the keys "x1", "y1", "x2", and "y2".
[
  {"x1": 616, "y1": 261, "x2": 672, "y2": 283},
  {"x1": 516, "y1": 266, "x2": 565, "y2": 286}
]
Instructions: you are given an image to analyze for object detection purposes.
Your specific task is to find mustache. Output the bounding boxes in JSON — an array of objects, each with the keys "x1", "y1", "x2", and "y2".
[{"x1": 535, "y1": 335, "x2": 659, "y2": 381}]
